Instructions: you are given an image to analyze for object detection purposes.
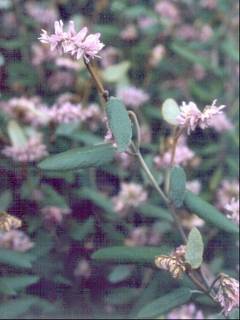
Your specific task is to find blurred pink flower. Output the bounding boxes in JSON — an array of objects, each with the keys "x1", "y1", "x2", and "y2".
[
  {"x1": 125, "y1": 226, "x2": 148, "y2": 247},
  {"x1": 208, "y1": 113, "x2": 233, "y2": 132},
  {"x1": 25, "y1": 2, "x2": 58, "y2": 27},
  {"x1": 216, "y1": 180, "x2": 239, "y2": 210},
  {"x1": 0, "y1": 230, "x2": 34, "y2": 252},
  {"x1": 149, "y1": 45, "x2": 166, "y2": 67},
  {"x1": 215, "y1": 274, "x2": 239, "y2": 316},
  {"x1": 120, "y1": 24, "x2": 138, "y2": 41},
  {"x1": 115, "y1": 152, "x2": 133, "y2": 169},
  {"x1": 41, "y1": 206, "x2": 71, "y2": 225},
  {"x1": 74, "y1": 259, "x2": 91, "y2": 279},
  {"x1": 100, "y1": 46, "x2": 120, "y2": 68},
  {"x1": 167, "y1": 303, "x2": 204, "y2": 319},
  {"x1": 49, "y1": 101, "x2": 82, "y2": 124},
  {"x1": 155, "y1": 1, "x2": 180, "y2": 23},
  {"x1": 200, "y1": 0, "x2": 217, "y2": 9},
  {"x1": 112, "y1": 182, "x2": 147, "y2": 216},
  {"x1": 199, "y1": 100, "x2": 226, "y2": 129},
  {"x1": 199, "y1": 24, "x2": 213, "y2": 42},
  {"x1": 48, "y1": 70, "x2": 74, "y2": 91},
  {"x1": 2, "y1": 134, "x2": 48, "y2": 162},
  {"x1": 175, "y1": 25, "x2": 198, "y2": 41},
  {"x1": 186, "y1": 180, "x2": 202, "y2": 194},
  {"x1": 225, "y1": 198, "x2": 239, "y2": 225},
  {"x1": 32, "y1": 43, "x2": 57, "y2": 65},
  {"x1": 55, "y1": 57, "x2": 81, "y2": 70},
  {"x1": 117, "y1": 86, "x2": 149, "y2": 109},
  {"x1": 39, "y1": 20, "x2": 104, "y2": 62},
  {"x1": 138, "y1": 16, "x2": 157, "y2": 30}
]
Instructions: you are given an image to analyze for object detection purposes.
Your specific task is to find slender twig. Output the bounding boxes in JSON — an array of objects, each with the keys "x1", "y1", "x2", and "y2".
[{"x1": 128, "y1": 111, "x2": 141, "y2": 150}]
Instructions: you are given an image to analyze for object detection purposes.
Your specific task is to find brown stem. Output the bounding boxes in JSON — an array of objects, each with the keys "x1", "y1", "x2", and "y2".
[{"x1": 170, "y1": 127, "x2": 185, "y2": 166}]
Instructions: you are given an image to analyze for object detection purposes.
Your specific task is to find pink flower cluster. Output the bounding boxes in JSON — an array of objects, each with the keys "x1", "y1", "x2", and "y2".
[
  {"x1": 167, "y1": 303, "x2": 204, "y2": 319},
  {"x1": 39, "y1": 20, "x2": 104, "y2": 62},
  {"x1": 49, "y1": 102, "x2": 83, "y2": 124},
  {"x1": 177, "y1": 100, "x2": 226, "y2": 134},
  {"x1": 215, "y1": 274, "x2": 239, "y2": 316},
  {"x1": 74, "y1": 259, "x2": 91, "y2": 279},
  {"x1": 225, "y1": 198, "x2": 239, "y2": 225},
  {"x1": 125, "y1": 223, "x2": 162, "y2": 247},
  {"x1": 41, "y1": 206, "x2": 71, "y2": 225},
  {"x1": 216, "y1": 179, "x2": 239, "y2": 211},
  {"x1": 154, "y1": 137, "x2": 195, "y2": 168},
  {"x1": 155, "y1": 1, "x2": 180, "y2": 23},
  {"x1": 2, "y1": 135, "x2": 48, "y2": 163},
  {"x1": 112, "y1": 182, "x2": 148, "y2": 217},
  {"x1": 0, "y1": 230, "x2": 34, "y2": 252},
  {"x1": 117, "y1": 86, "x2": 149, "y2": 109}
]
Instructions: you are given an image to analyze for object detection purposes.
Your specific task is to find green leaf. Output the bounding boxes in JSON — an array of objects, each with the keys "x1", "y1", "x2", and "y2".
[
  {"x1": 184, "y1": 191, "x2": 239, "y2": 234},
  {"x1": 0, "y1": 276, "x2": 39, "y2": 293},
  {"x1": 7, "y1": 120, "x2": 27, "y2": 148},
  {"x1": 185, "y1": 227, "x2": 204, "y2": 269},
  {"x1": 38, "y1": 143, "x2": 115, "y2": 171},
  {"x1": 106, "y1": 97, "x2": 132, "y2": 152},
  {"x1": 108, "y1": 265, "x2": 133, "y2": 283},
  {"x1": 41, "y1": 184, "x2": 68, "y2": 208},
  {"x1": 137, "y1": 288, "x2": 192, "y2": 318},
  {"x1": 92, "y1": 246, "x2": 170, "y2": 267},
  {"x1": 162, "y1": 98, "x2": 180, "y2": 125},
  {"x1": 0, "y1": 190, "x2": 12, "y2": 211},
  {"x1": 0, "y1": 279, "x2": 16, "y2": 296},
  {"x1": 0, "y1": 249, "x2": 33, "y2": 269},
  {"x1": 102, "y1": 61, "x2": 130, "y2": 83},
  {"x1": 138, "y1": 203, "x2": 173, "y2": 222},
  {"x1": 104, "y1": 288, "x2": 138, "y2": 305},
  {"x1": 169, "y1": 166, "x2": 186, "y2": 208},
  {"x1": 69, "y1": 217, "x2": 95, "y2": 242}
]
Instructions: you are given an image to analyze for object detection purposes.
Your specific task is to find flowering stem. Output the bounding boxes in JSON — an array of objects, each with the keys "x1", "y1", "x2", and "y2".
[{"x1": 83, "y1": 59, "x2": 109, "y2": 102}]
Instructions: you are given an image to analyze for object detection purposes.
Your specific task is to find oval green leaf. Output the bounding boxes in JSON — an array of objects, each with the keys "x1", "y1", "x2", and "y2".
[
  {"x1": 185, "y1": 227, "x2": 204, "y2": 269},
  {"x1": 137, "y1": 287, "x2": 192, "y2": 318},
  {"x1": 91, "y1": 246, "x2": 170, "y2": 267},
  {"x1": 7, "y1": 120, "x2": 27, "y2": 148},
  {"x1": 169, "y1": 166, "x2": 186, "y2": 208},
  {"x1": 106, "y1": 97, "x2": 132, "y2": 152},
  {"x1": 0, "y1": 249, "x2": 33, "y2": 269},
  {"x1": 184, "y1": 191, "x2": 239, "y2": 234},
  {"x1": 38, "y1": 143, "x2": 115, "y2": 171},
  {"x1": 162, "y1": 98, "x2": 181, "y2": 125},
  {"x1": 102, "y1": 61, "x2": 130, "y2": 83}
]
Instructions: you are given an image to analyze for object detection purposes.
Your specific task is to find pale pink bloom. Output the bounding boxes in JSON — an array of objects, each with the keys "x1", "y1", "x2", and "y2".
[
  {"x1": 112, "y1": 182, "x2": 147, "y2": 216},
  {"x1": 215, "y1": 274, "x2": 239, "y2": 316},
  {"x1": 167, "y1": 303, "x2": 204, "y2": 319},
  {"x1": 74, "y1": 259, "x2": 91, "y2": 279},
  {"x1": 120, "y1": 24, "x2": 138, "y2": 41},
  {"x1": 155, "y1": 1, "x2": 180, "y2": 23},
  {"x1": 39, "y1": 20, "x2": 104, "y2": 62},
  {"x1": 55, "y1": 57, "x2": 81, "y2": 70},
  {"x1": 225, "y1": 198, "x2": 239, "y2": 225},
  {"x1": 149, "y1": 45, "x2": 166, "y2": 67},
  {"x1": 2, "y1": 134, "x2": 48, "y2": 163},
  {"x1": 175, "y1": 25, "x2": 198, "y2": 41},
  {"x1": 138, "y1": 16, "x2": 157, "y2": 30},
  {"x1": 0, "y1": 96, "x2": 50, "y2": 127},
  {"x1": 41, "y1": 206, "x2": 71, "y2": 225},
  {"x1": 154, "y1": 144, "x2": 195, "y2": 168},
  {"x1": 177, "y1": 101, "x2": 202, "y2": 134},
  {"x1": 82, "y1": 104, "x2": 102, "y2": 130},
  {"x1": 199, "y1": 100, "x2": 226, "y2": 129},
  {"x1": 48, "y1": 70, "x2": 74, "y2": 91},
  {"x1": 199, "y1": 24, "x2": 213, "y2": 42},
  {"x1": 125, "y1": 226, "x2": 148, "y2": 247},
  {"x1": 100, "y1": 46, "x2": 120, "y2": 68},
  {"x1": 117, "y1": 86, "x2": 149, "y2": 109},
  {"x1": 49, "y1": 102, "x2": 82, "y2": 124},
  {"x1": 216, "y1": 180, "x2": 239, "y2": 210},
  {"x1": 32, "y1": 43, "x2": 57, "y2": 65},
  {"x1": 186, "y1": 180, "x2": 202, "y2": 194},
  {"x1": 208, "y1": 112, "x2": 233, "y2": 132},
  {"x1": 200, "y1": 0, "x2": 217, "y2": 9},
  {"x1": 0, "y1": 230, "x2": 34, "y2": 252},
  {"x1": 115, "y1": 152, "x2": 133, "y2": 169},
  {"x1": 25, "y1": 2, "x2": 58, "y2": 27},
  {"x1": 147, "y1": 223, "x2": 162, "y2": 246}
]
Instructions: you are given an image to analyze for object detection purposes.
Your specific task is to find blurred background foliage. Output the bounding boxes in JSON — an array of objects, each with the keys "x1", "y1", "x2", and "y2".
[{"x1": 0, "y1": 0, "x2": 239, "y2": 319}]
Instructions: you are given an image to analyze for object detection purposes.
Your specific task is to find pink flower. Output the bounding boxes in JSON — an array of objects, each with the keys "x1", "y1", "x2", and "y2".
[
  {"x1": 225, "y1": 198, "x2": 239, "y2": 225},
  {"x1": 186, "y1": 180, "x2": 202, "y2": 194},
  {"x1": 120, "y1": 24, "x2": 138, "y2": 41},
  {"x1": 215, "y1": 274, "x2": 239, "y2": 316},
  {"x1": 167, "y1": 303, "x2": 204, "y2": 319},
  {"x1": 49, "y1": 101, "x2": 82, "y2": 124},
  {"x1": 149, "y1": 45, "x2": 166, "y2": 67},
  {"x1": 2, "y1": 134, "x2": 48, "y2": 163},
  {"x1": 100, "y1": 46, "x2": 120, "y2": 68},
  {"x1": 177, "y1": 101, "x2": 202, "y2": 134},
  {"x1": 0, "y1": 230, "x2": 34, "y2": 252},
  {"x1": 199, "y1": 100, "x2": 226, "y2": 129},
  {"x1": 74, "y1": 259, "x2": 91, "y2": 279},
  {"x1": 112, "y1": 182, "x2": 147, "y2": 216},
  {"x1": 125, "y1": 226, "x2": 148, "y2": 247},
  {"x1": 39, "y1": 20, "x2": 104, "y2": 62},
  {"x1": 117, "y1": 86, "x2": 149, "y2": 109},
  {"x1": 48, "y1": 70, "x2": 74, "y2": 91},
  {"x1": 41, "y1": 206, "x2": 71, "y2": 225},
  {"x1": 216, "y1": 180, "x2": 239, "y2": 210},
  {"x1": 208, "y1": 112, "x2": 233, "y2": 132},
  {"x1": 155, "y1": 1, "x2": 180, "y2": 23}
]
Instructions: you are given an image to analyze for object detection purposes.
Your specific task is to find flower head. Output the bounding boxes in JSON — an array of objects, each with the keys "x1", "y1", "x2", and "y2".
[
  {"x1": 0, "y1": 230, "x2": 34, "y2": 252},
  {"x1": 215, "y1": 274, "x2": 239, "y2": 316},
  {"x1": 199, "y1": 100, "x2": 226, "y2": 129},
  {"x1": 167, "y1": 303, "x2": 204, "y2": 319},
  {"x1": 225, "y1": 198, "x2": 239, "y2": 225},
  {"x1": 117, "y1": 86, "x2": 149, "y2": 109}
]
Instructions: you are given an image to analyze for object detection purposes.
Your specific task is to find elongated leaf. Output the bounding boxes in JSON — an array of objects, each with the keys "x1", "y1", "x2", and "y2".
[
  {"x1": 108, "y1": 265, "x2": 133, "y2": 283},
  {"x1": 38, "y1": 143, "x2": 115, "y2": 171},
  {"x1": 0, "y1": 249, "x2": 33, "y2": 269},
  {"x1": 0, "y1": 276, "x2": 39, "y2": 293},
  {"x1": 137, "y1": 288, "x2": 192, "y2": 318},
  {"x1": 184, "y1": 191, "x2": 239, "y2": 234},
  {"x1": 138, "y1": 204, "x2": 173, "y2": 222},
  {"x1": 104, "y1": 288, "x2": 138, "y2": 305},
  {"x1": 92, "y1": 246, "x2": 169, "y2": 267},
  {"x1": 162, "y1": 98, "x2": 180, "y2": 125},
  {"x1": 69, "y1": 217, "x2": 95, "y2": 242},
  {"x1": 0, "y1": 190, "x2": 12, "y2": 211},
  {"x1": 7, "y1": 120, "x2": 27, "y2": 148},
  {"x1": 186, "y1": 228, "x2": 204, "y2": 269},
  {"x1": 169, "y1": 166, "x2": 186, "y2": 208},
  {"x1": 106, "y1": 97, "x2": 132, "y2": 152}
]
